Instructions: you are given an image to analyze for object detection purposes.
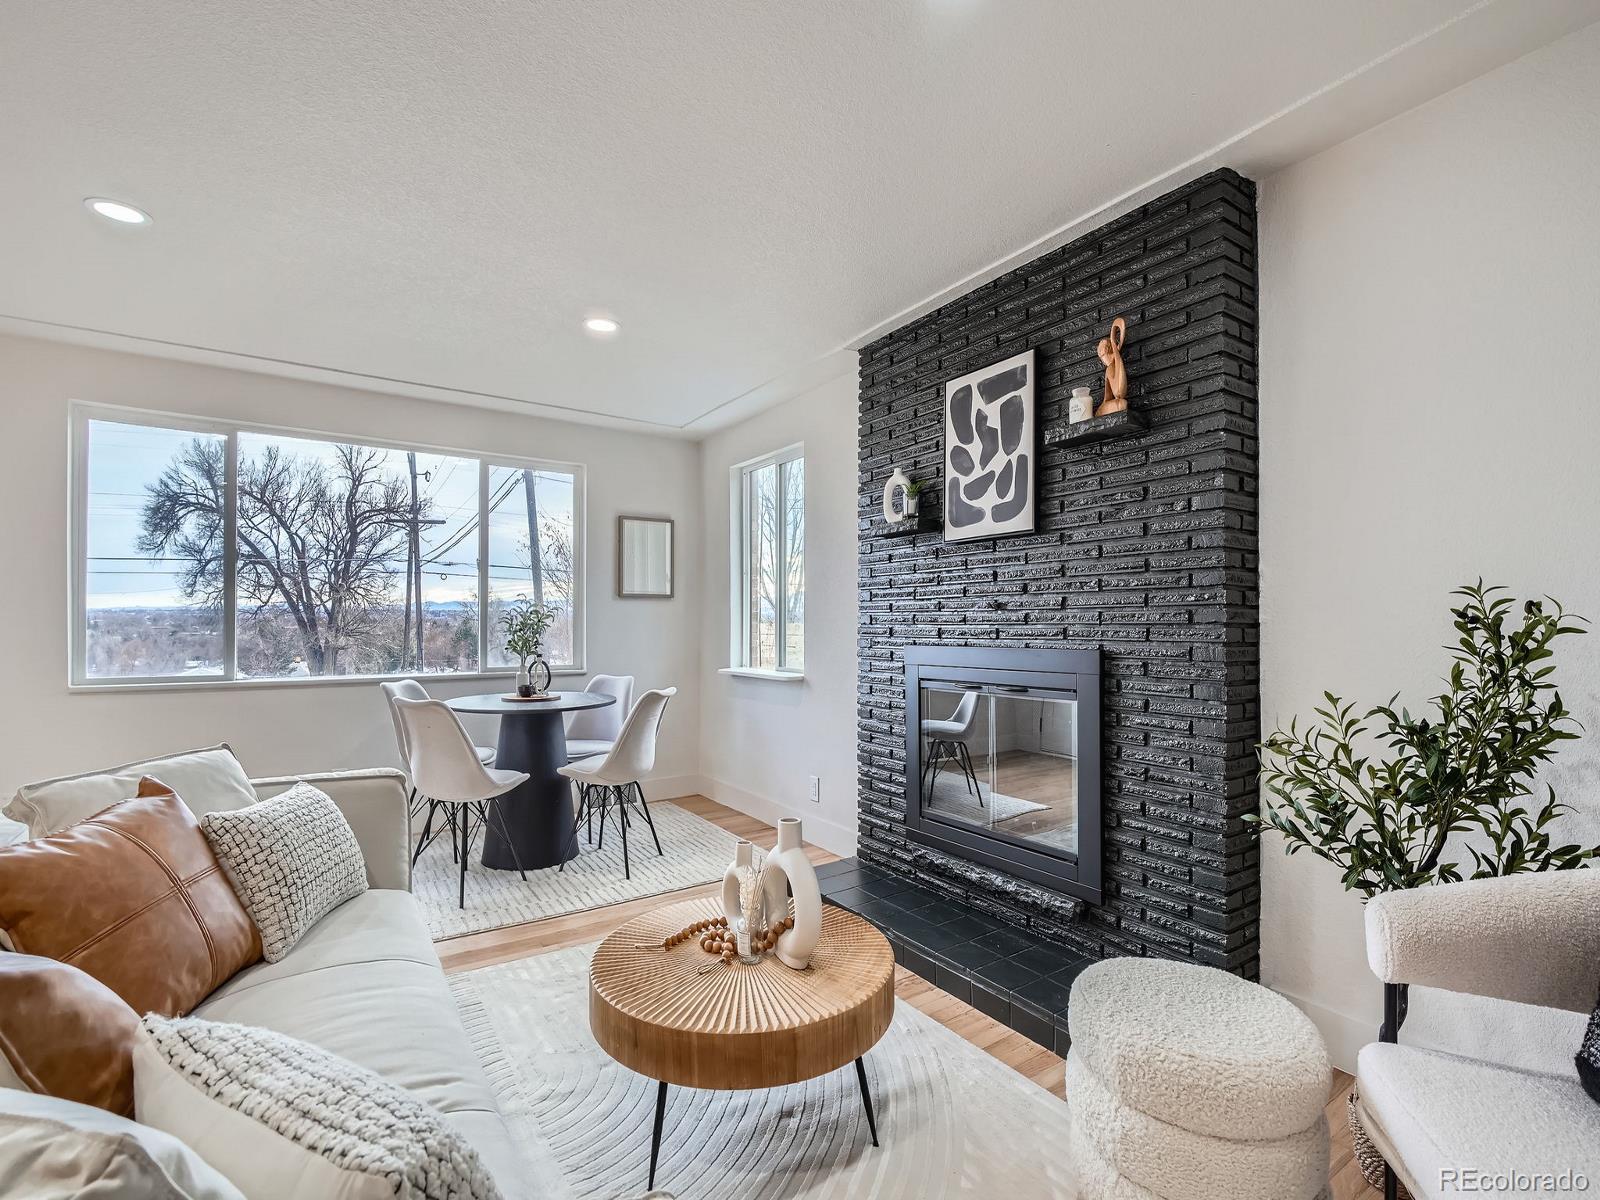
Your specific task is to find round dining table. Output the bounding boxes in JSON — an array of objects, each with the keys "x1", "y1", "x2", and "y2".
[{"x1": 446, "y1": 690, "x2": 617, "y2": 871}]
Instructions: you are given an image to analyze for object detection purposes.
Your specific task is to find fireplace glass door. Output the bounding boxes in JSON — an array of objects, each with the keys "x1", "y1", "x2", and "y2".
[{"x1": 918, "y1": 682, "x2": 1079, "y2": 856}]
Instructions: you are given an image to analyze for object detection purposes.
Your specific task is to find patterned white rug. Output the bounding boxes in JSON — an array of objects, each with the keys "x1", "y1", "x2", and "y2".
[
  {"x1": 414, "y1": 801, "x2": 740, "y2": 941},
  {"x1": 449, "y1": 943, "x2": 1077, "y2": 1199}
]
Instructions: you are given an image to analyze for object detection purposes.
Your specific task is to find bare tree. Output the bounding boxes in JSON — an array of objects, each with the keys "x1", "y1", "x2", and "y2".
[{"x1": 138, "y1": 439, "x2": 419, "y2": 674}]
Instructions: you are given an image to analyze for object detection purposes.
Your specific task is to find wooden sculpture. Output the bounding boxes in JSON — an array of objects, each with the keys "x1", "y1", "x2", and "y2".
[{"x1": 1096, "y1": 316, "x2": 1129, "y2": 416}]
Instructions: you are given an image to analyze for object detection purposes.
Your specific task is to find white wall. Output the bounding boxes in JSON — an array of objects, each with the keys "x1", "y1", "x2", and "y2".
[
  {"x1": 697, "y1": 369, "x2": 860, "y2": 855},
  {"x1": 0, "y1": 333, "x2": 703, "y2": 796},
  {"x1": 1258, "y1": 22, "x2": 1600, "y2": 1069}
]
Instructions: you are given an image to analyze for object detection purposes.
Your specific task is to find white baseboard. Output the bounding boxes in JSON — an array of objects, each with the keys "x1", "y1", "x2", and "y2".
[
  {"x1": 1275, "y1": 987, "x2": 1372, "y2": 1075},
  {"x1": 699, "y1": 776, "x2": 858, "y2": 858},
  {"x1": 640, "y1": 773, "x2": 709, "y2": 802}
]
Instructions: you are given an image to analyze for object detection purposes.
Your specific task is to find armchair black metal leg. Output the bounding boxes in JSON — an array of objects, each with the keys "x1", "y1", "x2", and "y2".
[
  {"x1": 596, "y1": 787, "x2": 606, "y2": 850},
  {"x1": 485, "y1": 799, "x2": 527, "y2": 882},
  {"x1": 450, "y1": 805, "x2": 459, "y2": 864},
  {"x1": 457, "y1": 806, "x2": 468, "y2": 909},
  {"x1": 1384, "y1": 1165, "x2": 1397, "y2": 1200},
  {"x1": 648, "y1": 1080, "x2": 668, "y2": 1189},
  {"x1": 633, "y1": 782, "x2": 663, "y2": 855},
  {"x1": 854, "y1": 1057, "x2": 879, "y2": 1147}
]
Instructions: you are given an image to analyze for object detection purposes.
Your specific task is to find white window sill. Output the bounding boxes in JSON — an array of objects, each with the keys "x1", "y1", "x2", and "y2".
[
  {"x1": 67, "y1": 668, "x2": 587, "y2": 695},
  {"x1": 718, "y1": 667, "x2": 805, "y2": 683}
]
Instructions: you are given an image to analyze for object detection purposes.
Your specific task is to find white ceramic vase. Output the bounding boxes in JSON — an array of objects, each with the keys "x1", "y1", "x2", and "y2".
[{"x1": 761, "y1": 818, "x2": 821, "y2": 970}]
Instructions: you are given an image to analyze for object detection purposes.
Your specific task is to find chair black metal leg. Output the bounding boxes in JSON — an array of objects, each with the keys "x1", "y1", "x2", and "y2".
[
  {"x1": 596, "y1": 787, "x2": 606, "y2": 850},
  {"x1": 1384, "y1": 1165, "x2": 1398, "y2": 1200},
  {"x1": 450, "y1": 806, "x2": 459, "y2": 864},
  {"x1": 927, "y1": 742, "x2": 947, "y2": 795},
  {"x1": 411, "y1": 800, "x2": 437, "y2": 868},
  {"x1": 586, "y1": 783, "x2": 594, "y2": 844},
  {"x1": 485, "y1": 799, "x2": 527, "y2": 882},
  {"x1": 648, "y1": 1080, "x2": 668, "y2": 1188},
  {"x1": 958, "y1": 742, "x2": 983, "y2": 804},
  {"x1": 457, "y1": 806, "x2": 468, "y2": 909},
  {"x1": 854, "y1": 1057, "x2": 879, "y2": 1147},
  {"x1": 619, "y1": 787, "x2": 631, "y2": 880},
  {"x1": 633, "y1": 782, "x2": 663, "y2": 855}
]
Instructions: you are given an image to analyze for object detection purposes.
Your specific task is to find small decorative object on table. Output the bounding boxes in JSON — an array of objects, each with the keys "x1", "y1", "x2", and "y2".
[
  {"x1": 723, "y1": 841, "x2": 768, "y2": 964},
  {"x1": 1095, "y1": 316, "x2": 1129, "y2": 417},
  {"x1": 761, "y1": 817, "x2": 822, "y2": 970},
  {"x1": 1068, "y1": 386, "x2": 1096, "y2": 424},
  {"x1": 498, "y1": 595, "x2": 556, "y2": 698}
]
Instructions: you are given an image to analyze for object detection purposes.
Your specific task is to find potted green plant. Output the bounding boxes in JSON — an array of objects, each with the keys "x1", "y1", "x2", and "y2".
[
  {"x1": 1249, "y1": 581, "x2": 1597, "y2": 1192},
  {"x1": 498, "y1": 596, "x2": 558, "y2": 697},
  {"x1": 903, "y1": 478, "x2": 924, "y2": 519}
]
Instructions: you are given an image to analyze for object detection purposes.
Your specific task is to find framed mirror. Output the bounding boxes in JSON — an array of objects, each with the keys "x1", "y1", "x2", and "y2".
[{"x1": 617, "y1": 515, "x2": 674, "y2": 599}]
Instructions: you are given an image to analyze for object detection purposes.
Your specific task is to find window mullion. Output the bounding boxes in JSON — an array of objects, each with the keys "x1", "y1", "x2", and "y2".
[
  {"x1": 222, "y1": 430, "x2": 238, "y2": 680},
  {"x1": 477, "y1": 459, "x2": 490, "y2": 673},
  {"x1": 775, "y1": 464, "x2": 788, "y2": 672}
]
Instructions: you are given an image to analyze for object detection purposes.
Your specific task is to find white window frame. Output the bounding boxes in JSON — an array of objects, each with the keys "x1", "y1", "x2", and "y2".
[
  {"x1": 725, "y1": 442, "x2": 805, "y2": 680},
  {"x1": 68, "y1": 400, "x2": 586, "y2": 690}
]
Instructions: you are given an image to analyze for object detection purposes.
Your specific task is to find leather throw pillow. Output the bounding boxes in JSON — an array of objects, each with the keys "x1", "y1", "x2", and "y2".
[
  {"x1": 0, "y1": 779, "x2": 262, "y2": 1016},
  {"x1": 0, "y1": 953, "x2": 142, "y2": 1115}
]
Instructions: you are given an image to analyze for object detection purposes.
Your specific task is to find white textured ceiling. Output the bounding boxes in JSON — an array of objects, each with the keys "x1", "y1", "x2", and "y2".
[{"x1": 2, "y1": 1, "x2": 1596, "y2": 434}]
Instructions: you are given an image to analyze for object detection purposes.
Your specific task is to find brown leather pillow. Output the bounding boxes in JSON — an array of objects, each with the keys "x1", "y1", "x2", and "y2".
[
  {"x1": 0, "y1": 953, "x2": 141, "y2": 1114},
  {"x1": 0, "y1": 778, "x2": 262, "y2": 1016}
]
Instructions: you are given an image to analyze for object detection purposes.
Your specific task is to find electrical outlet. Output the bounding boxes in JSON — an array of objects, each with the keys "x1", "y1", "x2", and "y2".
[{"x1": 808, "y1": 775, "x2": 820, "y2": 803}]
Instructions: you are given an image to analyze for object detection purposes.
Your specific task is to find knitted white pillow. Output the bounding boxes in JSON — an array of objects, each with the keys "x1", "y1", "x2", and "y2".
[
  {"x1": 200, "y1": 781, "x2": 367, "y2": 962},
  {"x1": 133, "y1": 1016, "x2": 503, "y2": 1200}
]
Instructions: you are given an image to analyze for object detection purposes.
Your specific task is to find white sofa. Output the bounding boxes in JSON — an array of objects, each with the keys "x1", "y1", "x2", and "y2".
[
  {"x1": 1, "y1": 764, "x2": 532, "y2": 1197},
  {"x1": 1357, "y1": 870, "x2": 1600, "y2": 1200}
]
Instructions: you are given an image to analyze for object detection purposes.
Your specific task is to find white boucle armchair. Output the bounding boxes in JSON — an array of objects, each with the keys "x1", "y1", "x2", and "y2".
[{"x1": 1357, "y1": 870, "x2": 1600, "y2": 1200}]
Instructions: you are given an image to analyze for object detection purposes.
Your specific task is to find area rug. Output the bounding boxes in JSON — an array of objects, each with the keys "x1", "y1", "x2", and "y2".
[
  {"x1": 449, "y1": 943, "x2": 1077, "y2": 1199},
  {"x1": 927, "y1": 771, "x2": 1050, "y2": 824},
  {"x1": 416, "y1": 801, "x2": 741, "y2": 941}
]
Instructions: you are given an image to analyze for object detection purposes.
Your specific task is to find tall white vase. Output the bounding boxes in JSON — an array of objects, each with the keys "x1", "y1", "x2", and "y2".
[
  {"x1": 761, "y1": 817, "x2": 822, "y2": 970},
  {"x1": 722, "y1": 840, "x2": 756, "y2": 926}
]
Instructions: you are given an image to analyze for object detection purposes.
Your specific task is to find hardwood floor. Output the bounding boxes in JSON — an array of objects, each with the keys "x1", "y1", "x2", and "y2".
[{"x1": 437, "y1": 794, "x2": 1380, "y2": 1198}]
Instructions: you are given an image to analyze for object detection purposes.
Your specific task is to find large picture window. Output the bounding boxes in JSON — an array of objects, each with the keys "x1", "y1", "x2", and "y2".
[
  {"x1": 72, "y1": 405, "x2": 584, "y2": 685},
  {"x1": 731, "y1": 445, "x2": 804, "y2": 674}
]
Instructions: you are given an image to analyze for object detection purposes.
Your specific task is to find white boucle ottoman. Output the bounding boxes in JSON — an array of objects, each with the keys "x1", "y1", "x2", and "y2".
[{"x1": 1067, "y1": 958, "x2": 1331, "y2": 1200}]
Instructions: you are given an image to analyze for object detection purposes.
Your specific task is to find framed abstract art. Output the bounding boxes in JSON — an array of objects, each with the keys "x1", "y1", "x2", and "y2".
[{"x1": 943, "y1": 348, "x2": 1035, "y2": 541}]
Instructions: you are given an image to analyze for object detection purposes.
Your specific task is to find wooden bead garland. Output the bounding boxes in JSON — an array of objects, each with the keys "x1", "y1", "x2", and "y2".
[{"x1": 639, "y1": 913, "x2": 798, "y2": 965}]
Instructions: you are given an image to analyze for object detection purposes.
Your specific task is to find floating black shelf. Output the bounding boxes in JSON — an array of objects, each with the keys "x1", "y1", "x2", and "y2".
[
  {"x1": 879, "y1": 516, "x2": 938, "y2": 538},
  {"x1": 1044, "y1": 408, "x2": 1148, "y2": 448}
]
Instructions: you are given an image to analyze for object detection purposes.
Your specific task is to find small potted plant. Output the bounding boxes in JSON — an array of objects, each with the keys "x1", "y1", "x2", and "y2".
[
  {"x1": 499, "y1": 596, "x2": 558, "y2": 697},
  {"x1": 1248, "y1": 581, "x2": 1597, "y2": 1194},
  {"x1": 903, "y1": 478, "x2": 924, "y2": 519}
]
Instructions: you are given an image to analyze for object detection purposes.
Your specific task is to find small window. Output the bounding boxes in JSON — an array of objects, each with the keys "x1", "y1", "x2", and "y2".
[{"x1": 732, "y1": 446, "x2": 804, "y2": 673}]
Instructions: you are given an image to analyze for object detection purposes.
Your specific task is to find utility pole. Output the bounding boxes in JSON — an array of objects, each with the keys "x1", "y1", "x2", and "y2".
[
  {"x1": 523, "y1": 469, "x2": 545, "y2": 606},
  {"x1": 409, "y1": 453, "x2": 424, "y2": 668}
]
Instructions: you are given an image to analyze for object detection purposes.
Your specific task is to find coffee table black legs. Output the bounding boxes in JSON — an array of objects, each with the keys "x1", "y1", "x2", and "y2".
[
  {"x1": 645, "y1": 1057, "x2": 880, "y2": 1188},
  {"x1": 854, "y1": 1056, "x2": 879, "y2": 1147},
  {"x1": 649, "y1": 1080, "x2": 668, "y2": 1189}
]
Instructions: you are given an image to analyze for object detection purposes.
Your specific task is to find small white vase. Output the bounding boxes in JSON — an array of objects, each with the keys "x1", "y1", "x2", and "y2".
[
  {"x1": 881, "y1": 467, "x2": 912, "y2": 525},
  {"x1": 1069, "y1": 387, "x2": 1096, "y2": 424},
  {"x1": 722, "y1": 840, "x2": 755, "y2": 926},
  {"x1": 761, "y1": 818, "x2": 821, "y2": 971}
]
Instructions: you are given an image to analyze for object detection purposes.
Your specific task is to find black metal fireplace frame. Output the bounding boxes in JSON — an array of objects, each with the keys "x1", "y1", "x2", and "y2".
[{"x1": 903, "y1": 645, "x2": 1102, "y2": 905}]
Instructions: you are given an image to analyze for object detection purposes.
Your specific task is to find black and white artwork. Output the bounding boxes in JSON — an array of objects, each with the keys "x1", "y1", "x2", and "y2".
[{"x1": 943, "y1": 348, "x2": 1035, "y2": 541}]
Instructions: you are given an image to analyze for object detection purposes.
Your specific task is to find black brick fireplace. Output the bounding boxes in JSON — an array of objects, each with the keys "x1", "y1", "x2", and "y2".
[{"x1": 839, "y1": 168, "x2": 1261, "y2": 1029}]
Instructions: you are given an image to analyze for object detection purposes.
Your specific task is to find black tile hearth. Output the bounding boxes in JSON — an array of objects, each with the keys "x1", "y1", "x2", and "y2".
[{"x1": 823, "y1": 859, "x2": 1092, "y2": 1052}]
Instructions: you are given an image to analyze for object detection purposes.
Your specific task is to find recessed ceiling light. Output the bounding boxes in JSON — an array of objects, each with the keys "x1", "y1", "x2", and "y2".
[
  {"x1": 85, "y1": 197, "x2": 152, "y2": 225},
  {"x1": 583, "y1": 316, "x2": 620, "y2": 336}
]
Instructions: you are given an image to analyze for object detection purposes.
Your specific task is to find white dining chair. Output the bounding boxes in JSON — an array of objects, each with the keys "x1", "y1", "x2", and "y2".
[
  {"x1": 557, "y1": 687, "x2": 675, "y2": 881},
  {"x1": 380, "y1": 679, "x2": 497, "y2": 862},
  {"x1": 921, "y1": 689, "x2": 983, "y2": 804},
  {"x1": 565, "y1": 674, "x2": 634, "y2": 761},
  {"x1": 393, "y1": 697, "x2": 530, "y2": 909}
]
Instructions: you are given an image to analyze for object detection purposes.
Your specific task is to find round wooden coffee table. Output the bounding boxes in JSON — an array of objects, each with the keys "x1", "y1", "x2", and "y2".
[{"x1": 589, "y1": 895, "x2": 895, "y2": 1189}]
